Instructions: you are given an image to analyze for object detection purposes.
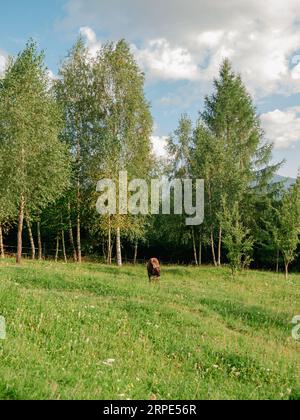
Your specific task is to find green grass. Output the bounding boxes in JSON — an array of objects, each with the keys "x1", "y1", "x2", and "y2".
[{"x1": 0, "y1": 259, "x2": 300, "y2": 400}]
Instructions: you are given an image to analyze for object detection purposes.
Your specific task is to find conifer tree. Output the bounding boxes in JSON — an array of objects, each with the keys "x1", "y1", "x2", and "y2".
[{"x1": 199, "y1": 59, "x2": 279, "y2": 265}]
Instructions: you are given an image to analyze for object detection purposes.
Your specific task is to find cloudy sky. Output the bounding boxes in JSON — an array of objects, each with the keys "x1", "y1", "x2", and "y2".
[{"x1": 1, "y1": 0, "x2": 300, "y2": 177}]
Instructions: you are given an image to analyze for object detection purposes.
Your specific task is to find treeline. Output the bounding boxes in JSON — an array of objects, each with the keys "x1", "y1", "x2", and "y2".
[{"x1": 0, "y1": 39, "x2": 299, "y2": 277}]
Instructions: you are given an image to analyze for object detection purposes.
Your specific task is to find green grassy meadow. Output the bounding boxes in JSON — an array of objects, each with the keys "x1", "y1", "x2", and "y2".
[{"x1": 0, "y1": 259, "x2": 299, "y2": 400}]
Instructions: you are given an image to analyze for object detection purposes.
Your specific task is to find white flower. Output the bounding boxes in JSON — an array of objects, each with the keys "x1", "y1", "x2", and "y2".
[{"x1": 102, "y1": 359, "x2": 116, "y2": 367}]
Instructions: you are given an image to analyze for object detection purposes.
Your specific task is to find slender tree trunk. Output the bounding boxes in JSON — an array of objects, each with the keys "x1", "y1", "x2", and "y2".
[
  {"x1": 102, "y1": 240, "x2": 107, "y2": 262},
  {"x1": 210, "y1": 226, "x2": 217, "y2": 267},
  {"x1": 37, "y1": 220, "x2": 42, "y2": 260},
  {"x1": 192, "y1": 227, "x2": 199, "y2": 266},
  {"x1": 116, "y1": 227, "x2": 122, "y2": 267},
  {"x1": 285, "y1": 260, "x2": 289, "y2": 280},
  {"x1": 68, "y1": 203, "x2": 77, "y2": 262},
  {"x1": 61, "y1": 229, "x2": 67, "y2": 263},
  {"x1": 76, "y1": 136, "x2": 82, "y2": 264},
  {"x1": 276, "y1": 249, "x2": 279, "y2": 273},
  {"x1": 199, "y1": 234, "x2": 202, "y2": 266},
  {"x1": 16, "y1": 196, "x2": 25, "y2": 264},
  {"x1": 77, "y1": 182, "x2": 82, "y2": 264},
  {"x1": 0, "y1": 224, "x2": 4, "y2": 259},
  {"x1": 207, "y1": 179, "x2": 217, "y2": 267},
  {"x1": 133, "y1": 243, "x2": 138, "y2": 265},
  {"x1": 107, "y1": 217, "x2": 112, "y2": 265},
  {"x1": 26, "y1": 214, "x2": 36, "y2": 260},
  {"x1": 217, "y1": 226, "x2": 222, "y2": 266},
  {"x1": 55, "y1": 234, "x2": 60, "y2": 263}
]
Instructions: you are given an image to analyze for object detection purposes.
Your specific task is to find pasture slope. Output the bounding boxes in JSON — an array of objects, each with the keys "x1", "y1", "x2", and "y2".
[{"x1": 0, "y1": 259, "x2": 299, "y2": 400}]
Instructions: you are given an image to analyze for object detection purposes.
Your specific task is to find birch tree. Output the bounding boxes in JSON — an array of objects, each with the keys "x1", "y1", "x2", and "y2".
[
  {"x1": 271, "y1": 178, "x2": 300, "y2": 279},
  {"x1": 219, "y1": 198, "x2": 253, "y2": 274},
  {"x1": 55, "y1": 40, "x2": 93, "y2": 264},
  {"x1": 0, "y1": 41, "x2": 70, "y2": 264},
  {"x1": 92, "y1": 40, "x2": 153, "y2": 266},
  {"x1": 0, "y1": 197, "x2": 15, "y2": 259}
]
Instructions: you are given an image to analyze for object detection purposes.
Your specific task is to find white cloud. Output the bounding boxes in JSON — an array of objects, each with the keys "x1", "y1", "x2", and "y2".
[
  {"x1": 80, "y1": 29, "x2": 201, "y2": 81},
  {"x1": 133, "y1": 39, "x2": 200, "y2": 81},
  {"x1": 60, "y1": 0, "x2": 300, "y2": 96},
  {"x1": 261, "y1": 107, "x2": 300, "y2": 149},
  {"x1": 151, "y1": 135, "x2": 169, "y2": 158},
  {"x1": 79, "y1": 26, "x2": 101, "y2": 57},
  {"x1": 197, "y1": 31, "x2": 224, "y2": 48},
  {"x1": 0, "y1": 51, "x2": 7, "y2": 75},
  {"x1": 47, "y1": 69, "x2": 57, "y2": 80},
  {"x1": 291, "y1": 62, "x2": 300, "y2": 80}
]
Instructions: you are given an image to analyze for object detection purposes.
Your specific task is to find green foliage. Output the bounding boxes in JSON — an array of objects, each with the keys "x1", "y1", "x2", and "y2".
[
  {"x1": 168, "y1": 114, "x2": 193, "y2": 178},
  {"x1": 91, "y1": 40, "x2": 153, "y2": 178},
  {"x1": 0, "y1": 40, "x2": 297, "y2": 272},
  {"x1": 271, "y1": 178, "x2": 300, "y2": 278},
  {"x1": 194, "y1": 59, "x2": 279, "y2": 264},
  {"x1": 91, "y1": 40, "x2": 153, "y2": 240},
  {"x1": 219, "y1": 199, "x2": 254, "y2": 274},
  {"x1": 55, "y1": 39, "x2": 154, "y2": 263},
  {"x1": 0, "y1": 40, "x2": 70, "y2": 213}
]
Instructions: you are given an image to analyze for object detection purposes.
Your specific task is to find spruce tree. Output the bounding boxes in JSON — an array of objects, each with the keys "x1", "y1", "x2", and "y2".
[{"x1": 199, "y1": 59, "x2": 279, "y2": 266}]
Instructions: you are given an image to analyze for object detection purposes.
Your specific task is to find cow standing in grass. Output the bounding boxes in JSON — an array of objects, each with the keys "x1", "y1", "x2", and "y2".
[{"x1": 147, "y1": 258, "x2": 161, "y2": 282}]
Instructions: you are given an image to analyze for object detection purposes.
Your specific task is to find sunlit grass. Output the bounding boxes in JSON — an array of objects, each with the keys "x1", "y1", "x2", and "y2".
[{"x1": 0, "y1": 259, "x2": 299, "y2": 400}]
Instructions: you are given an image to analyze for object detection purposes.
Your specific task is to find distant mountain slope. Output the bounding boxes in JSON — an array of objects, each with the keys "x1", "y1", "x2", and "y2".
[{"x1": 272, "y1": 175, "x2": 296, "y2": 189}]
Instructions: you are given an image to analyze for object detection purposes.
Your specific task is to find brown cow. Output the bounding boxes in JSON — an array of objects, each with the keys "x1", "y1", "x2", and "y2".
[{"x1": 147, "y1": 258, "x2": 161, "y2": 282}]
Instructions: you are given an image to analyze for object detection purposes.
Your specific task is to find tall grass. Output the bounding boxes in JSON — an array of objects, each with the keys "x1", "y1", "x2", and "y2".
[{"x1": 0, "y1": 259, "x2": 299, "y2": 400}]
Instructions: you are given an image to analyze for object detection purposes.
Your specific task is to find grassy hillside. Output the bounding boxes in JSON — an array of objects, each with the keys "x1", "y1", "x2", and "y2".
[{"x1": 0, "y1": 260, "x2": 299, "y2": 400}]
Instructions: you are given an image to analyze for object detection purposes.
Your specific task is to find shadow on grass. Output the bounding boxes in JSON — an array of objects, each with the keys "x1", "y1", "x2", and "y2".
[
  {"x1": 201, "y1": 349, "x2": 297, "y2": 394},
  {"x1": 0, "y1": 381, "x2": 23, "y2": 400},
  {"x1": 79, "y1": 264, "x2": 142, "y2": 276},
  {"x1": 289, "y1": 388, "x2": 300, "y2": 400},
  {"x1": 199, "y1": 297, "x2": 290, "y2": 333},
  {"x1": 3, "y1": 267, "x2": 145, "y2": 300},
  {"x1": 165, "y1": 268, "x2": 194, "y2": 277}
]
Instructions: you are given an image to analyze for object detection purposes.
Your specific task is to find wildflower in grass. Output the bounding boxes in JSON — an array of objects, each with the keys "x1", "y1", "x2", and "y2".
[{"x1": 102, "y1": 359, "x2": 116, "y2": 367}]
